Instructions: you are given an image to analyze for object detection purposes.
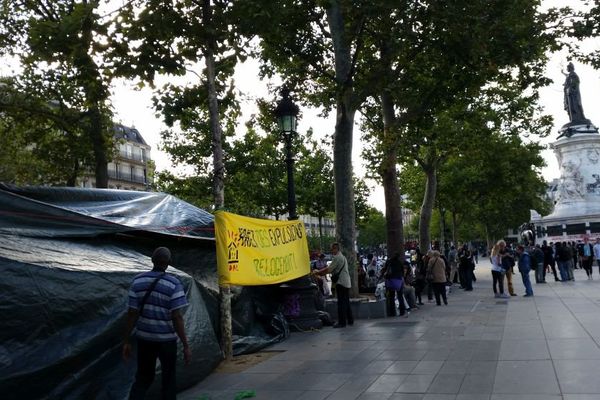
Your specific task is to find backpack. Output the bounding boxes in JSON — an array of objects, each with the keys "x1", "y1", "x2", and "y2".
[{"x1": 501, "y1": 253, "x2": 514, "y2": 270}]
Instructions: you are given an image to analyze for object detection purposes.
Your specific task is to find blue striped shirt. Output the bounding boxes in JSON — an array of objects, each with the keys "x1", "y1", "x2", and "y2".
[{"x1": 128, "y1": 271, "x2": 188, "y2": 342}]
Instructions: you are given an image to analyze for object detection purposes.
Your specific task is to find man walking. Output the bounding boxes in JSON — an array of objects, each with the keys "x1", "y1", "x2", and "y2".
[
  {"x1": 458, "y1": 244, "x2": 474, "y2": 291},
  {"x1": 448, "y1": 245, "x2": 459, "y2": 284},
  {"x1": 516, "y1": 245, "x2": 534, "y2": 297},
  {"x1": 123, "y1": 247, "x2": 191, "y2": 400},
  {"x1": 313, "y1": 242, "x2": 353, "y2": 328},
  {"x1": 579, "y1": 237, "x2": 594, "y2": 279}
]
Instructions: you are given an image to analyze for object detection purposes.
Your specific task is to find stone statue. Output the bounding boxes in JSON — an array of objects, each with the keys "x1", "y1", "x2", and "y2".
[{"x1": 563, "y1": 62, "x2": 588, "y2": 125}]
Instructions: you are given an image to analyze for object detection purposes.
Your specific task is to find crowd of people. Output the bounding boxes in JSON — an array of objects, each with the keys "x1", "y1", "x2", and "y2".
[
  {"x1": 311, "y1": 238, "x2": 600, "y2": 327},
  {"x1": 311, "y1": 243, "x2": 482, "y2": 324}
]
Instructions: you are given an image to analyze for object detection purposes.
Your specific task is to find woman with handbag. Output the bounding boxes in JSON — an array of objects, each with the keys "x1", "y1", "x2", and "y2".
[{"x1": 427, "y1": 250, "x2": 448, "y2": 306}]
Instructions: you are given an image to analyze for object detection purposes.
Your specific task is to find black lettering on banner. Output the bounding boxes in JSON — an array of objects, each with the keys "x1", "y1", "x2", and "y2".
[{"x1": 253, "y1": 253, "x2": 298, "y2": 277}]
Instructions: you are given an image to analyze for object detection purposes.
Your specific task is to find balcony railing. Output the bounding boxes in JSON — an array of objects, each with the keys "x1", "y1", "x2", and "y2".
[
  {"x1": 118, "y1": 150, "x2": 147, "y2": 163},
  {"x1": 108, "y1": 170, "x2": 146, "y2": 184}
]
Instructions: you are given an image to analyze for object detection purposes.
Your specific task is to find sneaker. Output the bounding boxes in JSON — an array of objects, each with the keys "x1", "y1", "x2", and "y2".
[
  {"x1": 523, "y1": 294, "x2": 533, "y2": 297},
  {"x1": 500, "y1": 294, "x2": 510, "y2": 298},
  {"x1": 494, "y1": 293, "x2": 501, "y2": 298}
]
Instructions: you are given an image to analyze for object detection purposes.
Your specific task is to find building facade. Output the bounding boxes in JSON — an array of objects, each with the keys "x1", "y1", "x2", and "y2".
[{"x1": 80, "y1": 124, "x2": 153, "y2": 191}]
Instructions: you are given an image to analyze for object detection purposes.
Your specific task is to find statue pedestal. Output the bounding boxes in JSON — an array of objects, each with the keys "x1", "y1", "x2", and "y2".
[{"x1": 535, "y1": 130, "x2": 600, "y2": 241}]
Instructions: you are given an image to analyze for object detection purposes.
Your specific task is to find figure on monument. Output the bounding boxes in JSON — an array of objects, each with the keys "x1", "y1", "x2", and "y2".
[{"x1": 563, "y1": 62, "x2": 588, "y2": 124}]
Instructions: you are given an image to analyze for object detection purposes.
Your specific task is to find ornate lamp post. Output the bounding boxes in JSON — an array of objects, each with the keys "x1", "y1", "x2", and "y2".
[
  {"x1": 274, "y1": 87, "x2": 323, "y2": 331},
  {"x1": 274, "y1": 87, "x2": 299, "y2": 220}
]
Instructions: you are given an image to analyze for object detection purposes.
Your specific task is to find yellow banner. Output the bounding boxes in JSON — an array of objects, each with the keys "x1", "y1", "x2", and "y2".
[{"x1": 215, "y1": 211, "x2": 310, "y2": 286}]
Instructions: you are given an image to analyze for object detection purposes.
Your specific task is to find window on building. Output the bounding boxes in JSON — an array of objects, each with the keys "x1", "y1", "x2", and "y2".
[
  {"x1": 127, "y1": 144, "x2": 133, "y2": 158},
  {"x1": 566, "y1": 223, "x2": 586, "y2": 235},
  {"x1": 546, "y1": 225, "x2": 563, "y2": 236},
  {"x1": 590, "y1": 223, "x2": 600, "y2": 233}
]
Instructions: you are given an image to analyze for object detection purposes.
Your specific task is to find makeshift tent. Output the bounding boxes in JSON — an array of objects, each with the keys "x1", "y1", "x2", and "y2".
[{"x1": 0, "y1": 185, "x2": 289, "y2": 400}]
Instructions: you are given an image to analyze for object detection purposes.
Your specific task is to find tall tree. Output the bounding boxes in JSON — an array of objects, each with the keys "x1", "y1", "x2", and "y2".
[
  {"x1": 239, "y1": 0, "x2": 376, "y2": 296},
  {"x1": 363, "y1": 0, "x2": 557, "y2": 251},
  {"x1": 296, "y1": 133, "x2": 335, "y2": 249},
  {"x1": 0, "y1": 0, "x2": 118, "y2": 187}
]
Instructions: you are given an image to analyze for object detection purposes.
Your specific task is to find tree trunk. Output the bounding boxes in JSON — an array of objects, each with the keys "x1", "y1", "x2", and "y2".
[
  {"x1": 205, "y1": 41, "x2": 224, "y2": 210},
  {"x1": 439, "y1": 206, "x2": 446, "y2": 249},
  {"x1": 318, "y1": 214, "x2": 324, "y2": 251},
  {"x1": 380, "y1": 90, "x2": 404, "y2": 259},
  {"x1": 89, "y1": 106, "x2": 108, "y2": 188},
  {"x1": 203, "y1": 0, "x2": 230, "y2": 360},
  {"x1": 451, "y1": 211, "x2": 457, "y2": 244},
  {"x1": 419, "y1": 165, "x2": 437, "y2": 252},
  {"x1": 326, "y1": 1, "x2": 358, "y2": 297}
]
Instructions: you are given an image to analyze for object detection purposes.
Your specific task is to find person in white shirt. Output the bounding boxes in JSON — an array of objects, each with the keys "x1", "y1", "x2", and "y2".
[{"x1": 491, "y1": 241, "x2": 509, "y2": 298}]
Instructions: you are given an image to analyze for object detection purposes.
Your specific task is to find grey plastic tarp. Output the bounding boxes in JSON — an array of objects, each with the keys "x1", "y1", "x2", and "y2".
[{"x1": 0, "y1": 185, "x2": 289, "y2": 400}]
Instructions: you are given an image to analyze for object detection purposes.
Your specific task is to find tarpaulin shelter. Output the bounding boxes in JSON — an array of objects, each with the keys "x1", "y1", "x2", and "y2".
[{"x1": 0, "y1": 184, "x2": 289, "y2": 400}]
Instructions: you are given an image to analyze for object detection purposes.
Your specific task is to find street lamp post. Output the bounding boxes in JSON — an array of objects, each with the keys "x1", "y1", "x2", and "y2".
[
  {"x1": 274, "y1": 87, "x2": 323, "y2": 331},
  {"x1": 274, "y1": 87, "x2": 299, "y2": 220}
]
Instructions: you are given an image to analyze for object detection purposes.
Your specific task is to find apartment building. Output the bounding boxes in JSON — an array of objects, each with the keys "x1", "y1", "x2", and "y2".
[{"x1": 80, "y1": 124, "x2": 153, "y2": 191}]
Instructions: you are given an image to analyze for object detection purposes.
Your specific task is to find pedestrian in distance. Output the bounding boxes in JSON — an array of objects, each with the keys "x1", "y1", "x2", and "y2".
[
  {"x1": 491, "y1": 242, "x2": 509, "y2": 298},
  {"x1": 579, "y1": 237, "x2": 594, "y2": 280},
  {"x1": 556, "y1": 242, "x2": 571, "y2": 282},
  {"x1": 448, "y1": 245, "x2": 459, "y2": 284},
  {"x1": 427, "y1": 250, "x2": 449, "y2": 306},
  {"x1": 313, "y1": 242, "x2": 353, "y2": 328},
  {"x1": 516, "y1": 245, "x2": 534, "y2": 297},
  {"x1": 542, "y1": 240, "x2": 560, "y2": 282},
  {"x1": 594, "y1": 238, "x2": 600, "y2": 275},
  {"x1": 458, "y1": 244, "x2": 474, "y2": 291},
  {"x1": 499, "y1": 241, "x2": 517, "y2": 296},
  {"x1": 123, "y1": 247, "x2": 191, "y2": 400},
  {"x1": 380, "y1": 253, "x2": 409, "y2": 317},
  {"x1": 531, "y1": 244, "x2": 545, "y2": 284}
]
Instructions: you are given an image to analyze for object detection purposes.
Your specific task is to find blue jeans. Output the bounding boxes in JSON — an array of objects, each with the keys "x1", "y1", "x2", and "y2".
[
  {"x1": 558, "y1": 261, "x2": 569, "y2": 281},
  {"x1": 520, "y1": 269, "x2": 533, "y2": 296}
]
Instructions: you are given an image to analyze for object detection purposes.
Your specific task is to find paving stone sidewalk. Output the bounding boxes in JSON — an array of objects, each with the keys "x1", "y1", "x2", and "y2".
[{"x1": 180, "y1": 259, "x2": 600, "y2": 400}]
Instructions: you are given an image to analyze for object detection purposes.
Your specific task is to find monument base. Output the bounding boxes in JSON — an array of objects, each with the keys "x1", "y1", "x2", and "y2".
[{"x1": 534, "y1": 131, "x2": 600, "y2": 243}]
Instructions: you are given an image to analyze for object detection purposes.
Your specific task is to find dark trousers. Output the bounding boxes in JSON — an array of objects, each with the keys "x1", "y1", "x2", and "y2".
[
  {"x1": 547, "y1": 260, "x2": 559, "y2": 281},
  {"x1": 463, "y1": 267, "x2": 473, "y2": 290},
  {"x1": 415, "y1": 279, "x2": 425, "y2": 303},
  {"x1": 458, "y1": 266, "x2": 465, "y2": 287},
  {"x1": 582, "y1": 257, "x2": 593, "y2": 277},
  {"x1": 432, "y1": 282, "x2": 447, "y2": 305},
  {"x1": 386, "y1": 289, "x2": 407, "y2": 316},
  {"x1": 129, "y1": 339, "x2": 177, "y2": 400},
  {"x1": 492, "y1": 270, "x2": 504, "y2": 294},
  {"x1": 336, "y1": 285, "x2": 353, "y2": 326}
]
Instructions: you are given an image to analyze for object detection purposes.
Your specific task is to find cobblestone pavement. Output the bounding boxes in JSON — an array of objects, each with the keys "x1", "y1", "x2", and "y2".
[{"x1": 181, "y1": 259, "x2": 600, "y2": 400}]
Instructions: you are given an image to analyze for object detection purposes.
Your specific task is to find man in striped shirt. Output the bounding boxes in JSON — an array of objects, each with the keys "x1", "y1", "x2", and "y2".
[{"x1": 123, "y1": 247, "x2": 190, "y2": 400}]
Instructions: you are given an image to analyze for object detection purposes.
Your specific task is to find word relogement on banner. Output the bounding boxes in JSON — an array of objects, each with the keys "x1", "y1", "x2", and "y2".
[{"x1": 215, "y1": 211, "x2": 310, "y2": 285}]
